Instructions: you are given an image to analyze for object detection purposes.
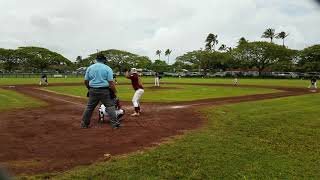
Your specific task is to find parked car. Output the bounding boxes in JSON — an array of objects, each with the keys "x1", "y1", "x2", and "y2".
[
  {"x1": 185, "y1": 72, "x2": 204, "y2": 77},
  {"x1": 164, "y1": 72, "x2": 179, "y2": 77},
  {"x1": 141, "y1": 70, "x2": 154, "y2": 76},
  {"x1": 295, "y1": 72, "x2": 305, "y2": 79},
  {"x1": 304, "y1": 72, "x2": 320, "y2": 79},
  {"x1": 243, "y1": 71, "x2": 259, "y2": 77},
  {"x1": 213, "y1": 72, "x2": 227, "y2": 77},
  {"x1": 272, "y1": 72, "x2": 298, "y2": 78}
]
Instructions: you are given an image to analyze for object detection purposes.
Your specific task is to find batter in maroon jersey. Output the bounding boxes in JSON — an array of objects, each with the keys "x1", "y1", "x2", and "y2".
[{"x1": 125, "y1": 68, "x2": 144, "y2": 116}]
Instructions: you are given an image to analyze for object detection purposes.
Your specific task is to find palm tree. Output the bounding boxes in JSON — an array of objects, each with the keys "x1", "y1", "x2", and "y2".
[
  {"x1": 165, "y1": 49, "x2": 172, "y2": 64},
  {"x1": 276, "y1": 31, "x2": 289, "y2": 47},
  {"x1": 218, "y1": 44, "x2": 227, "y2": 51},
  {"x1": 261, "y1": 28, "x2": 276, "y2": 43},
  {"x1": 205, "y1": 33, "x2": 218, "y2": 51},
  {"x1": 238, "y1": 37, "x2": 248, "y2": 46},
  {"x1": 156, "y1": 50, "x2": 162, "y2": 60}
]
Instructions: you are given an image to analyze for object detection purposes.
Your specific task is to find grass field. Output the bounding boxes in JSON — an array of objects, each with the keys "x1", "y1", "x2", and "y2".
[
  {"x1": 23, "y1": 93, "x2": 320, "y2": 179},
  {"x1": 0, "y1": 77, "x2": 311, "y2": 88},
  {"x1": 1, "y1": 77, "x2": 318, "y2": 179},
  {"x1": 0, "y1": 89, "x2": 46, "y2": 111},
  {"x1": 44, "y1": 84, "x2": 278, "y2": 102}
]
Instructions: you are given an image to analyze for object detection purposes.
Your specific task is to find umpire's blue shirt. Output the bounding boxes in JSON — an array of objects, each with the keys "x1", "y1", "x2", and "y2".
[{"x1": 84, "y1": 62, "x2": 113, "y2": 88}]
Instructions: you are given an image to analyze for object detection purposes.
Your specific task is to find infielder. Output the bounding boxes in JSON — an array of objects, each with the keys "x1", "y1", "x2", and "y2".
[
  {"x1": 39, "y1": 74, "x2": 48, "y2": 86},
  {"x1": 233, "y1": 77, "x2": 238, "y2": 86},
  {"x1": 309, "y1": 77, "x2": 317, "y2": 89},
  {"x1": 154, "y1": 71, "x2": 160, "y2": 87},
  {"x1": 125, "y1": 68, "x2": 144, "y2": 116}
]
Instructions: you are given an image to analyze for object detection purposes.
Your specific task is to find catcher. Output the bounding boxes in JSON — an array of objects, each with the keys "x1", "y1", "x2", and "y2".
[{"x1": 98, "y1": 97, "x2": 125, "y2": 123}]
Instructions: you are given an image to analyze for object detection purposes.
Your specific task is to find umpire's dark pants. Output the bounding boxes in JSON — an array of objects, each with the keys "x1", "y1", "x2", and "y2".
[{"x1": 81, "y1": 88, "x2": 119, "y2": 128}]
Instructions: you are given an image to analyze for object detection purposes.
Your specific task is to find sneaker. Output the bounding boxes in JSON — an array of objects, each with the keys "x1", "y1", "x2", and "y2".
[
  {"x1": 81, "y1": 125, "x2": 89, "y2": 129},
  {"x1": 131, "y1": 112, "x2": 140, "y2": 116}
]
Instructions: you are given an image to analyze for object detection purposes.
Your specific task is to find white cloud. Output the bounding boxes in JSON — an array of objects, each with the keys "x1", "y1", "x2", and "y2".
[{"x1": 0, "y1": 0, "x2": 319, "y2": 62}]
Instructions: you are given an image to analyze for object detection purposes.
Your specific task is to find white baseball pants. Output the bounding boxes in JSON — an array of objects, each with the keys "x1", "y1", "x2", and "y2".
[
  {"x1": 154, "y1": 77, "x2": 160, "y2": 86},
  {"x1": 132, "y1": 89, "x2": 144, "y2": 107}
]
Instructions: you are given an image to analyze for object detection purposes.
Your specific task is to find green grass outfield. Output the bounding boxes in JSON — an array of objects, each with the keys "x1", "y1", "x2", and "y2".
[
  {"x1": 23, "y1": 93, "x2": 320, "y2": 179},
  {"x1": 0, "y1": 77, "x2": 311, "y2": 88},
  {"x1": 0, "y1": 89, "x2": 46, "y2": 111},
  {"x1": 44, "y1": 84, "x2": 278, "y2": 102}
]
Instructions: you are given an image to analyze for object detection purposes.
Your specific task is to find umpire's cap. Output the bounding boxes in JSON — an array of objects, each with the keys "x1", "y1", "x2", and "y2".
[{"x1": 96, "y1": 53, "x2": 107, "y2": 62}]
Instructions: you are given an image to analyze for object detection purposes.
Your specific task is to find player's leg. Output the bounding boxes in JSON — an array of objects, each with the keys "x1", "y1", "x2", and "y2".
[
  {"x1": 100, "y1": 90, "x2": 119, "y2": 128},
  {"x1": 132, "y1": 90, "x2": 140, "y2": 115},
  {"x1": 315, "y1": 82, "x2": 317, "y2": 89},
  {"x1": 81, "y1": 89, "x2": 100, "y2": 128},
  {"x1": 116, "y1": 109, "x2": 125, "y2": 120},
  {"x1": 132, "y1": 89, "x2": 144, "y2": 116},
  {"x1": 131, "y1": 89, "x2": 143, "y2": 116},
  {"x1": 98, "y1": 104, "x2": 106, "y2": 123}
]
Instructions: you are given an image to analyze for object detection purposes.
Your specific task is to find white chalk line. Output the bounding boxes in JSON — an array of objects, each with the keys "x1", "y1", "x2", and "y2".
[{"x1": 38, "y1": 94, "x2": 85, "y2": 107}]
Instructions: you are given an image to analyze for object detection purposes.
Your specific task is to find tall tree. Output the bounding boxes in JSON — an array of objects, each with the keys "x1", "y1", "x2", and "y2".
[
  {"x1": 165, "y1": 49, "x2": 172, "y2": 64},
  {"x1": 0, "y1": 48, "x2": 20, "y2": 72},
  {"x1": 205, "y1": 33, "x2": 218, "y2": 51},
  {"x1": 16, "y1": 47, "x2": 71, "y2": 72},
  {"x1": 82, "y1": 49, "x2": 152, "y2": 72},
  {"x1": 233, "y1": 41, "x2": 291, "y2": 76},
  {"x1": 175, "y1": 50, "x2": 231, "y2": 73},
  {"x1": 151, "y1": 60, "x2": 169, "y2": 72},
  {"x1": 298, "y1": 45, "x2": 320, "y2": 72},
  {"x1": 76, "y1": 56, "x2": 83, "y2": 64},
  {"x1": 276, "y1": 31, "x2": 289, "y2": 47},
  {"x1": 156, "y1": 50, "x2": 162, "y2": 60},
  {"x1": 238, "y1": 37, "x2": 248, "y2": 46},
  {"x1": 261, "y1": 28, "x2": 276, "y2": 43}
]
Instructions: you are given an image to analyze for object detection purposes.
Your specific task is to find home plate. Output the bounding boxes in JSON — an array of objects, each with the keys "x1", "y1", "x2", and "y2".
[{"x1": 310, "y1": 90, "x2": 317, "y2": 93}]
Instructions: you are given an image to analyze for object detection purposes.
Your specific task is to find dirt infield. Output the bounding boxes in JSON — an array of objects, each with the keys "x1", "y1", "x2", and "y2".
[{"x1": 0, "y1": 83, "x2": 316, "y2": 175}]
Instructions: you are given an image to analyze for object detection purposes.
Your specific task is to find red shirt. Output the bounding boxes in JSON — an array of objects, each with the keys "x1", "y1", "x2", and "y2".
[{"x1": 130, "y1": 73, "x2": 143, "y2": 90}]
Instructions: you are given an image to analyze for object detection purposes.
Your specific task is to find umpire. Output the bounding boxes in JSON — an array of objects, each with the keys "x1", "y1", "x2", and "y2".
[{"x1": 81, "y1": 54, "x2": 120, "y2": 129}]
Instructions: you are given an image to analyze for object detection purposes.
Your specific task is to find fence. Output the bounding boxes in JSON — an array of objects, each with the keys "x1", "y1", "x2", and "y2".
[{"x1": 0, "y1": 73, "x2": 85, "y2": 78}]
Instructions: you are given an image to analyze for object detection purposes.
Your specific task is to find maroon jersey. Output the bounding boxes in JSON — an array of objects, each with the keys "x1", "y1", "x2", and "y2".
[{"x1": 130, "y1": 73, "x2": 143, "y2": 90}]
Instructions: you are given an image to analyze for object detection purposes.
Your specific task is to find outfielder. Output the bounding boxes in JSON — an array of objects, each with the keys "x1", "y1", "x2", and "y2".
[{"x1": 125, "y1": 68, "x2": 144, "y2": 116}]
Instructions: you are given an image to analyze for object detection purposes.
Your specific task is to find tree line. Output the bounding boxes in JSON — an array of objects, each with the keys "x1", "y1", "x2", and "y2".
[
  {"x1": 174, "y1": 28, "x2": 320, "y2": 75},
  {"x1": 0, "y1": 47, "x2": 72, "y2": 72},
  {"x1": 0, "y1": 28, "x2": 319, "y2": 74}
]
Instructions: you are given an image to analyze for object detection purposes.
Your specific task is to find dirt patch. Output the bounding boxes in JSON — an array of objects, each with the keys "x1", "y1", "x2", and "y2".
[
  {"x1": 0, "y1": 83, "x2": 315, "y2": 175},
  {"x1": 144, "y1": 86, "x2": 182, "y2": 90}
]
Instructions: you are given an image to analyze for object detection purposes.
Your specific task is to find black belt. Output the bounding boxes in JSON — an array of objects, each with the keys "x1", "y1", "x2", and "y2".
[{"x1": 90, "y1": 87, "x2": 109, "y2": 89}]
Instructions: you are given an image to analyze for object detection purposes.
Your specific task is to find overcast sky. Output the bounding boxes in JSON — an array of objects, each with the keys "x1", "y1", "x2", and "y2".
[{"x1": 0, "y1": 0, "x2": 319, "y2": 62}]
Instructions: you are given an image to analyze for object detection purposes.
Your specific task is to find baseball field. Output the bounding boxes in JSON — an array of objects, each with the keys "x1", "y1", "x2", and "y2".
[{"x1": 0, "y1": 77, "x2": 319, "y2": 179}]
